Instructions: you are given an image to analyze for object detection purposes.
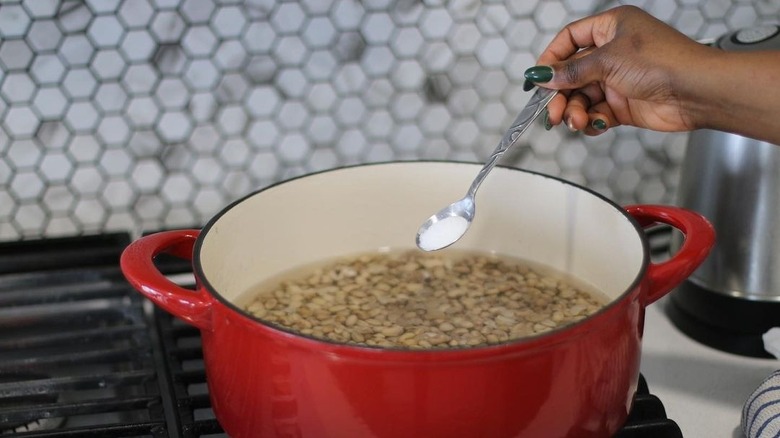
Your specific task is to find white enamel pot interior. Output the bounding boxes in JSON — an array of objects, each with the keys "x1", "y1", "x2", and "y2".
[{"x1": 196, "y1": 161, "x2": 646, "y2": 315}]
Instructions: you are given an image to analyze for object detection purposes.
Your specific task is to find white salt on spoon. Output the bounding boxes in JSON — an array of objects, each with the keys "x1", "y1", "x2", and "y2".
[{"x1": 416, "y1": 215, "x2": 470, "y2": 252}]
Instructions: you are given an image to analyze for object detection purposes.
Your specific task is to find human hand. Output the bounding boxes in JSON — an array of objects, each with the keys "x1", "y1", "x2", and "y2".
[{"x1": 525, "y1": 6, "x2": 714, "y2": 136}]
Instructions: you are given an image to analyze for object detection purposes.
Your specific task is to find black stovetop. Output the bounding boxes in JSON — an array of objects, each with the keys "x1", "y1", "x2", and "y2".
[{"x1": 0, "y1": 233, "x2": 681, "y2": 437}]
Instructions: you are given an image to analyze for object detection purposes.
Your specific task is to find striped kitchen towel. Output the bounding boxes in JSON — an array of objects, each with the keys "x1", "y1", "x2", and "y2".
[{"x1": 743, "y1": 369, "x2": 780, "y2": 438}]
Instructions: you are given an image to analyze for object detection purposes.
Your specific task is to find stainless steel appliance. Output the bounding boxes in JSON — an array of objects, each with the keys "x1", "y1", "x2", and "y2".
[{"x1": 669, "y1": 25, "x2": 780, "y2": 358}]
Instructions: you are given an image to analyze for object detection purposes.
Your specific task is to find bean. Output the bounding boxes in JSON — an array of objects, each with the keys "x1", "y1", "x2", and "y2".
[
  {"x1": 439, "y1": 322, "x2": 455, "y2": 332},
  {"x1": 379, "y1": 325, "x2": 404, "y2": 337},
  {"x1": 244, "y1": 251, "x2": 606, "y2": 349}
]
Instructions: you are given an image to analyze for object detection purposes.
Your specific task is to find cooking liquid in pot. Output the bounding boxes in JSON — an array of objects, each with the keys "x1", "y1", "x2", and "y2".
[{"x1": 241, "y1": 250, "x2": 608, "y2": 349}]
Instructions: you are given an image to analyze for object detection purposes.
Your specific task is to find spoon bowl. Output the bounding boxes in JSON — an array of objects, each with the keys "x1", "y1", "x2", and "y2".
[{"x1": 415, "y1": 196, "x2": 474, "y2": 251}]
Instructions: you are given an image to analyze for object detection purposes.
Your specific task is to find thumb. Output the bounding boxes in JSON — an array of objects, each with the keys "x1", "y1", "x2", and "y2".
[{"x1": 525, "y1": 49, "x2": 607, "y2": 90}]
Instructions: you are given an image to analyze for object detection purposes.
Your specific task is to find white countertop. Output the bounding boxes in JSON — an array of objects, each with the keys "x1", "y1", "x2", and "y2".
[{"x1": 641, "y1": 297, "x2": 779, "y2": 438}]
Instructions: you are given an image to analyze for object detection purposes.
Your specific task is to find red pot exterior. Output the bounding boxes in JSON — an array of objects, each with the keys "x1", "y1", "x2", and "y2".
[
  {"x1": 200, "y1": 287, "x2": 644, "y2": 438},
  {"x1": 121, "y1": 198, "x2": 714, "y2": 438}
]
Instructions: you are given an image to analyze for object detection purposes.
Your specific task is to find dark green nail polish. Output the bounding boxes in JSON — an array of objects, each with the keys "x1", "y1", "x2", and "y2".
[
  {"x1": 592, "y1": 119, "x2": 607, "y2": 130},
  {"x1": 543, "y1": 110, "x2": 552, "y2": 131},
  {"x1": 524, "y1": 66, "x2": 553, "y2": 83},
  {"x1": 523, "y1": 79, "x2": 534, "y2": 92}
]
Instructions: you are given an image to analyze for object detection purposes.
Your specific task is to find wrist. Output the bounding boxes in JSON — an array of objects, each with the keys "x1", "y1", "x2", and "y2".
[
  {"x1": 682, "y1": 50, "x2": 780, "y2": 144},
  {"x1": 673, "y1": 46, "x2": 731, "y2": 131}
]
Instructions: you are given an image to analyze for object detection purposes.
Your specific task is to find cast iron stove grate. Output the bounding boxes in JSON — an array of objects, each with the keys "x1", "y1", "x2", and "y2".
[{"x1": 0, "y1": 233, "x2": 681, "y2": 437}]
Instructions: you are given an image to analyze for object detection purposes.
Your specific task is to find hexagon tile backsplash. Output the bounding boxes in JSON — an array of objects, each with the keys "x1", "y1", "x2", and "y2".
[{"x1": 0, "y1": 0, "x2": 778, "y2": 240}]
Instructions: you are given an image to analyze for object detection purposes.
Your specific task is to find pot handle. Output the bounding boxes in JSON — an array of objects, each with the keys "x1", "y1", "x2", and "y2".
[
  {"x1": 625, "y1": 205, "x2": 715, "y2": 305},
  {"x1": 120, "y1": 229, "x2": 213, "y2": 331}
]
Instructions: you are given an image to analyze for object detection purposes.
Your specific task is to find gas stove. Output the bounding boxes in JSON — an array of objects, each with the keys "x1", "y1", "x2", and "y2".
[
  {"x1": 0, "y1": 232, "x2": 697, "y2": 437},
  {"x1": 0, "y1": 234, "x2": 220, "y2": 437}
]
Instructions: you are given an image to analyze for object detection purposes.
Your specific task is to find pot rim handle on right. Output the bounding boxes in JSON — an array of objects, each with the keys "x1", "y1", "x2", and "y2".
[{"x1": 625, "y1": 205, "x2": 716, "y2": 305}]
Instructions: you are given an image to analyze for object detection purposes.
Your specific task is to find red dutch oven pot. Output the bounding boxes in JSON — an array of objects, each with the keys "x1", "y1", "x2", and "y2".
[{"x1": 121, "y1": 162, "x2": 714, "y2": 438}]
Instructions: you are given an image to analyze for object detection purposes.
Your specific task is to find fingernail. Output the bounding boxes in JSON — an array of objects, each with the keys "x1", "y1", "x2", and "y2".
[
  {"x1": 524, "y1": 65, "x2": 553, "y2": 83},
  {"x1": 592, "y1": 118, "x2": 607, "y2": 130},
  {"x1": 543, "y1": 109, "x2": 552, "y2": 131},
  {"x1": 566, "y1": 116, "x2": 576, "y2": 132},
  {"x1": 523, "y1": 79, "x2": 534, "y2": 92}
]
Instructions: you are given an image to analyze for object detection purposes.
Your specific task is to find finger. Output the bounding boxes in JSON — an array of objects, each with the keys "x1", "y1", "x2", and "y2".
[
  {"x1": 582, "y1": 102, "x2": 619, "y2": 136},
  {"x1": 529, "y1": 10, "x2": 619, "y2": 90},
  {"x1": 563, "y1": 92, "x2": 591, "y2": 132},
  {"x1": 545, "y1": 92, "x2": 569, "y2": 126},
  {"x1": 575, "y1": 82, "x2": 605, "y2": 108},
  {"x1": 536, "y1": 11, "x2": 618, "y2": 66},
  {"x1": 547, "y1": 82, "x2": 605, "y2": 131},
  {"x1": 526, "y1": 46, "x2": 610, "y2": 91},
  {"x1": 534, "y1": 50, "x2": 600, "y2": 126},
  {"x1": 537, "y1": 23, "x2": 595, "y2": 67},
  {"x1": 524, "y1": 47, "x2": 593, "y2": 91},
  {"x1": 565, "y1": 81, "x2": 609, "y2": 131},
  {"x1": 549, "y1": 49, "x2": 612, "y2": 90}
]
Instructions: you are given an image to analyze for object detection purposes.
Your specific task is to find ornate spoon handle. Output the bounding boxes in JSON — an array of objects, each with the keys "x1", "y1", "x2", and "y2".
[{"x1": 466, "y1": 87, "x2": 558, "y2": 197}]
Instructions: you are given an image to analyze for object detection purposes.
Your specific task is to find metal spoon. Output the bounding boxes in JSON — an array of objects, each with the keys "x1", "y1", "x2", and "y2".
[{"x1": 416, "y1": 87, "x2": 558, "y2": 251}]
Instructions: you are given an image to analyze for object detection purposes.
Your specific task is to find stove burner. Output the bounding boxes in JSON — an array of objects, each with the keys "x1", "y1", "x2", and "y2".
[
  {"x1": 3, "y1": 417, "x2": 64, "y2": 435},
  {"x1": 0, "y1": 373, "x2": 64, "y2": 434}
]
